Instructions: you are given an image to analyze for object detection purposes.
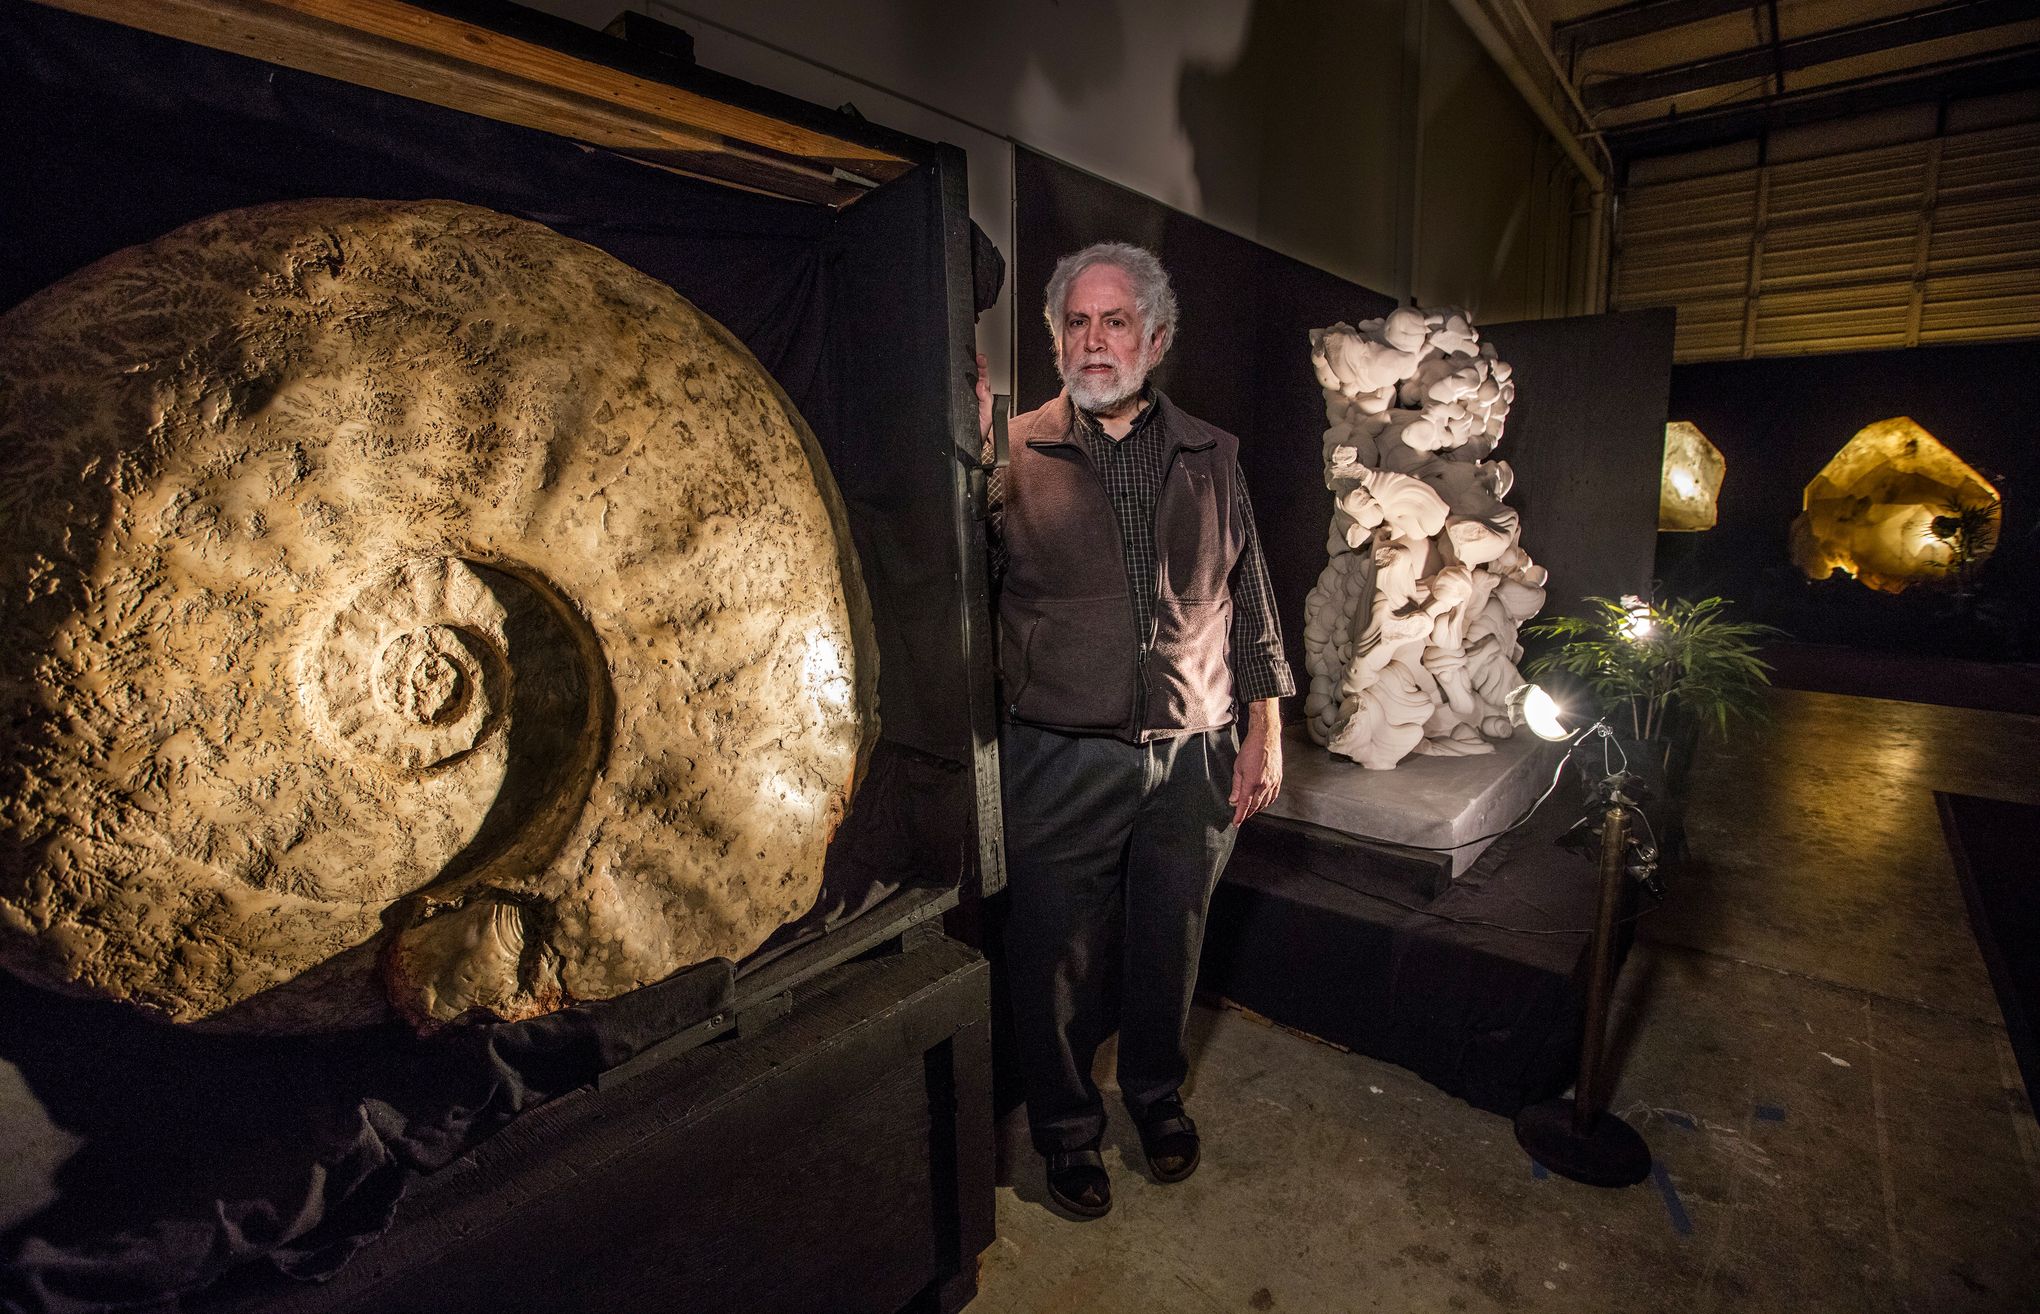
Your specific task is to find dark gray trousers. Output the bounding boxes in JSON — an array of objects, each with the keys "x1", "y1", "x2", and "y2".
[{"x1": 999, "y1": 720, "x2": 1239, "y2": 1156}]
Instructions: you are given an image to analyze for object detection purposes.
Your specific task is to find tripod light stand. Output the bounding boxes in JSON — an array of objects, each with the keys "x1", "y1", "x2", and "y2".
[{"x1": 1505, "y1": 687, "x2": 1655, "y2": 1188}]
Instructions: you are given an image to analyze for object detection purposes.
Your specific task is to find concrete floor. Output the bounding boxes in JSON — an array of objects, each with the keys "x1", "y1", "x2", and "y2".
[{"x1": 969, "y1": 689, "x2": 2040, "y2": 1313}]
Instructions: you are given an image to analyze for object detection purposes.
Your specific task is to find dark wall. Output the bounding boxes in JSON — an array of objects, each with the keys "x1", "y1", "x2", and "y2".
[
  {"x1": 1483, "y1": 309, "x2": 1676, "y2": 618},
  {"x1": 1659, "y1": 340, "x2": 2040, "y2": 655}
]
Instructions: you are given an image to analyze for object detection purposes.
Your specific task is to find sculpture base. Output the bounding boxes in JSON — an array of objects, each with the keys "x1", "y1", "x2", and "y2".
[
  {"x1": 1512, "y1": 1099, "x2": 1652, "y2": 1188},
  {"x1": 1269, "y1": 725, "x2": 1559, "y2": 876},
  {"x1": 1203, "y1": 761, "x2": 1634, "y2": 1117}
]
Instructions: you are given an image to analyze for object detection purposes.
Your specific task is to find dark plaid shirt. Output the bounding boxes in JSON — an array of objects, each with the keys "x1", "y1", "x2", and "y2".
[{"x1": 988, "y1": 391, "x2": 1295, "y2": 707}]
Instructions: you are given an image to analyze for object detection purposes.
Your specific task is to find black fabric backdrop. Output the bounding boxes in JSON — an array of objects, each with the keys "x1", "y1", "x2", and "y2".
[
  {"x1": 0, "y1": 5, "x2": 975, "y2": 1310},
  {"x1": 0, "y1": 6, "x2": 838, "y2": 417},
  {"x1": 1482, "y1": 309, "x2": 1674, "y2": 619},
  {"x1": 0, "y1": 960, "x2": 733, "y2": 1314},
  {"x1": 1203, "y1": 750, "x2": 1658, "y2": 1117}
]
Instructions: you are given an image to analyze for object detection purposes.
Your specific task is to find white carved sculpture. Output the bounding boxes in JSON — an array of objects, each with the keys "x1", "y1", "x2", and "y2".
[
  {"x1": 1303, "y1": 308, "x2": 1545, "y2": 769},
  {"x1": 0, "y1": 199, "x2": 877, "y2": 1033}
]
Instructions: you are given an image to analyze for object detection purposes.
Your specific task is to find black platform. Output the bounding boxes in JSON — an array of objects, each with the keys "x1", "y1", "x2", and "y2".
[
  {"x1": 1938, "y1": 792, "x2": 2040, "y2": 1121},
  {"x1": 1200, "y1": 774, "x2": 1642, "y2": 1117},
  {"x1": 193, "y1": 928, "x2": 994, "y2": 1314}
]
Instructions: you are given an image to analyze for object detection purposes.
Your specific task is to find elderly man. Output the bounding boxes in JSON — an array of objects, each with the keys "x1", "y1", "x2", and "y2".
[{"x1": 978, "y1": 241, "x2": 1292, "y2": 1219}]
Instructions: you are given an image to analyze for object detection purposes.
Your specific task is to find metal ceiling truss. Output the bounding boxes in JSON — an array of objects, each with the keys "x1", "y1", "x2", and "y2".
[
  {"x1": 1541, "y1": 0, "x2": 2040, "y2": 164},
  {"x1": 1582, "y1": 0, "x2": 2040, "y2": 112},
  {"x1": 1553, "y1": 0, "x2": 1757, "y2": 56},
  {"x1": 1604, "y1": 42, "x2": 2040, "y2": 162}
]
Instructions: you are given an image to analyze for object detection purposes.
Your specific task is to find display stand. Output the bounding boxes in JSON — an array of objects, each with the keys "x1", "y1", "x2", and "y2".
[
  {"x1": 195, "y1": 928, "x2": 995, "y2": 1314},
  {"x1": 0, "y1": 4, "x2": 1006, "y2": 1307},
  {"x1": 1267, "y1": 725, "x2": 1561, "y2": 883},
  {"x1": 1201, "y1": 767, "x2": 1641, "y2": 1116}
]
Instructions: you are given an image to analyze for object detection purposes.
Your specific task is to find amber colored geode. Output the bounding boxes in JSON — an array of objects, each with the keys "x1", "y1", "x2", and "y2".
[{"x1": 1789, "y1": 416, "x2": 1999, "y2": 594}]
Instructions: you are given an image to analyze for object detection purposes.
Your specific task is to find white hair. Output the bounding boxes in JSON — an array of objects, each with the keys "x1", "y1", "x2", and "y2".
[{"x1": 1043, "y1": 241, "x2": 1179, "y2": 359}]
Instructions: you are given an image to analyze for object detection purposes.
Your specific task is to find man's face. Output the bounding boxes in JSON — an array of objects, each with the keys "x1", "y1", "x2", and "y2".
[{"x1": 1057, "y1": 262, "x2": 1164, "y2": 413}]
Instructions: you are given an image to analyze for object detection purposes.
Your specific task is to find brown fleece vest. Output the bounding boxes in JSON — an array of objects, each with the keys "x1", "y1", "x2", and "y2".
[{"x1": 997, "y1": 393, "x2": 1245, "y2": 741}]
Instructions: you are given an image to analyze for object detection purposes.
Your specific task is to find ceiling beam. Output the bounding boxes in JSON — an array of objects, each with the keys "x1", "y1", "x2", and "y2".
[
  {"x1": 1552, "y1": 0, "x2": 1757, "y2": 54},
  {"x1": 26, "y1": 0, "x2": 916, "y2": 205},
  {"x1": 1584, "y1": 0, "x2": 2037, "y2": 111},
  {"x1": 1605, "y1": 42, "x2": 2040, "y2": 160}
]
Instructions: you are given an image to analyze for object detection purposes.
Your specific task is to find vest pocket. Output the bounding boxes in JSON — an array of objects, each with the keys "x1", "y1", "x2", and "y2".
[
  {"x1": 996, "y1": 610, "x2": 1034, "y2": 711},
  {"x1": 1000, "y1": 594, "x2": 1138, "y2": 731},
  {"x1": 1149, "y1": 596, "x2": 1234, "y2": 730}
]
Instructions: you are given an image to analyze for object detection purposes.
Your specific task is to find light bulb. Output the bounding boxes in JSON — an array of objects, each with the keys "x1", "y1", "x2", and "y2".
[
  {"x1": 1619, "y1": 595, "x2": 1656, "y2": 643},
  {"x1": 1507, "y1": 684, "x2": 1570, "y2": 742}
]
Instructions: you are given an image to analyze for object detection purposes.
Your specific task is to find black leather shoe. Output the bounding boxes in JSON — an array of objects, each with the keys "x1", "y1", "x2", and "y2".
[
  {"x1": 1044, "y1": 1147, "x2": 1111, "y2": 1219},
  {"x1": 1135, "y1": 1098, "x2": 1200, "y2": 1183}
]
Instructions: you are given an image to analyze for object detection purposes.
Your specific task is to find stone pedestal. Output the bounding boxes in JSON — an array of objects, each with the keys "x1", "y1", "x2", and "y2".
[{"x1": 1267, "y1": 724, "x2": 1559, "y2": 878}]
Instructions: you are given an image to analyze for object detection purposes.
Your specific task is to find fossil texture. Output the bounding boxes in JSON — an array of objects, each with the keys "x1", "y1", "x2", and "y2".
[
  {"x1": 1301, "y1": 308, "x2": 1546, "y2": 770},
  {"x1": 0, "y1": 199, "x2": 876, "y2": 1032}
]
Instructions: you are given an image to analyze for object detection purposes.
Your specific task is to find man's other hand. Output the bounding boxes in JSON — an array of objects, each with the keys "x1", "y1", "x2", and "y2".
[
  {"x1": 973, "y1": 351, "x2": 993, "y2": 443},
  {"x1": 1229, "y1": 699, "x2": 1283, "y2": 828}
]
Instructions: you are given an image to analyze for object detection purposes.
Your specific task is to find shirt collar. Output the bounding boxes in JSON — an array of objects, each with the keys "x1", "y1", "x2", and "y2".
[{"x1": 1074, "y1": 384, "x2": 1162, "y2": 442}]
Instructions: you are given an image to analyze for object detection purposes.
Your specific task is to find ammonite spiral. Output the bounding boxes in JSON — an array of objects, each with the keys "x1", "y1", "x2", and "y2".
[{"x1": 0, "y1": 199, "x2": 876, "y2": 1032}]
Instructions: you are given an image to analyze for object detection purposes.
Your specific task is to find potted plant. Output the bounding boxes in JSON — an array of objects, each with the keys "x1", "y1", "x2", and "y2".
[
  {"x1": 1523, "y1": 593, "x2": 1780, "y2": 776},
  {"x1": 1930, "y1": 493, "x2": 2002, "y2": 606}
]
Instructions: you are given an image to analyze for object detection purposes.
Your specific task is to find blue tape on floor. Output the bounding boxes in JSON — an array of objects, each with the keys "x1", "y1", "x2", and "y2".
[
  {"x1": 1652, "y1": 1160, "x2": 1694, "y2": 1235},
  {"x1": 1531, "y1": 1160, "x2": 1549, "y2": 1180},
  {"x1": 1754, "y1": 1104, "x2": 1787, "y2": 1122},
  {"x1": 1664, "y1": 1111, "x2": 1697, "y2": 1131}
]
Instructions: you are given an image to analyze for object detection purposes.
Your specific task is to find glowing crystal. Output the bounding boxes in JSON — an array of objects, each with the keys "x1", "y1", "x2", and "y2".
[
  {"x1": 1788, "y1": 416, "x2": 1999, "y2": 594},
  {"x1": 1659, "y1": 421, "x2": 1724, "y2": 532}
]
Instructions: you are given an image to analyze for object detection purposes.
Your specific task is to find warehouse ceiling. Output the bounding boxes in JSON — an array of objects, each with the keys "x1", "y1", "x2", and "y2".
[{"x1": 1510, "y1": 0, "x2": 2040, "y2": 165}]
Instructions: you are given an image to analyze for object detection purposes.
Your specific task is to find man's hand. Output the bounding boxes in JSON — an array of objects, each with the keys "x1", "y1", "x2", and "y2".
[
  {"x1": 1228, "y1": 698, "x2": 1283, "y2": 828},
  {"x1": 973, "y1": 351, "x2": 993, "y2": 443}
]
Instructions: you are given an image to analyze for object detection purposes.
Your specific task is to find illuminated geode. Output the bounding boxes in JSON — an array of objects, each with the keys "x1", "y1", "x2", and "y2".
[
  {"x1": 0, "y1": 199, "x2": 877, "y2": 1032},
  {"x1": 1659, "y1": 421, "x2": 1724, "y2": 532},
  {"x1": 1788, "y1": 416, "x2": 2000, "y2": 594}
]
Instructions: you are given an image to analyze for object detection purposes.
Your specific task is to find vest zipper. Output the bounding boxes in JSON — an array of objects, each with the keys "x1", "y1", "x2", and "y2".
[
  {"x1": 1137, "y1": 448, "x2": 1189, "y2": 738},
  {"x1": 1071, "y1": 434, "x2": 1153, "y2": 737}
]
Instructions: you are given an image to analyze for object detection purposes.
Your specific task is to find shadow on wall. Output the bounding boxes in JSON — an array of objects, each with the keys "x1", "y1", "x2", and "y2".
[
  {"x1": 891, "y1": 0, "x2": 1253, "y2": 219},
  {"x1": 1177, "y1": 0, "x2": 1410, "y2": 292},
  {"x1": 1412, "y1": 3, "x2": 1550, "y2": 322},
  {"x1": 640, "y1": 0, "x2": 1249, "y2": 221},
  {"x1": 1172, "y1": 0, "x2": 1581, "y2": 322}
]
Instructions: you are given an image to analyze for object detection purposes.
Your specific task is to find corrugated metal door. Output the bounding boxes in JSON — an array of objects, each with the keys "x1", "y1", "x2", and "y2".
[{"x1": 1613, "y1": 121, "x2": 2040, "y2": 361}]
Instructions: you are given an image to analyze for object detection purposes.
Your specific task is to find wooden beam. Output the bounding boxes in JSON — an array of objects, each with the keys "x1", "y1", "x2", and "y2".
[
  {"x1": 32, "y1": 0, "x2": 916, "y2": 205},
  {"x1": 1583, "y1": 0, "x2": 2037, "y2": 112}
]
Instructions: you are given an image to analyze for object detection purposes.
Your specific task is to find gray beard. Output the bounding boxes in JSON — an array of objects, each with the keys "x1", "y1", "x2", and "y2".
[{"x1": 1062, "y1": 360, "x2": 1148, "y2": 414}]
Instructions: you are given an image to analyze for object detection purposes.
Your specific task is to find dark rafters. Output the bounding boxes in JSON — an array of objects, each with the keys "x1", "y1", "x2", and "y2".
[
  {"x1": 1603, "y1": 40, "x2": 2040, "y2": 158},
  {"x1": 1553, "y1": 0, "x2": 1759, "y2": 54},
  {"x1": 1581, "y1": 0, "x2": 2040, "y2": 112}
]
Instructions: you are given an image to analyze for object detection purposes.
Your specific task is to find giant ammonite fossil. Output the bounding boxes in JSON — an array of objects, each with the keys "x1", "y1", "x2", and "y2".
[{"x1": 0, "y1": 198, "x2": 877, "y2": 1033}]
